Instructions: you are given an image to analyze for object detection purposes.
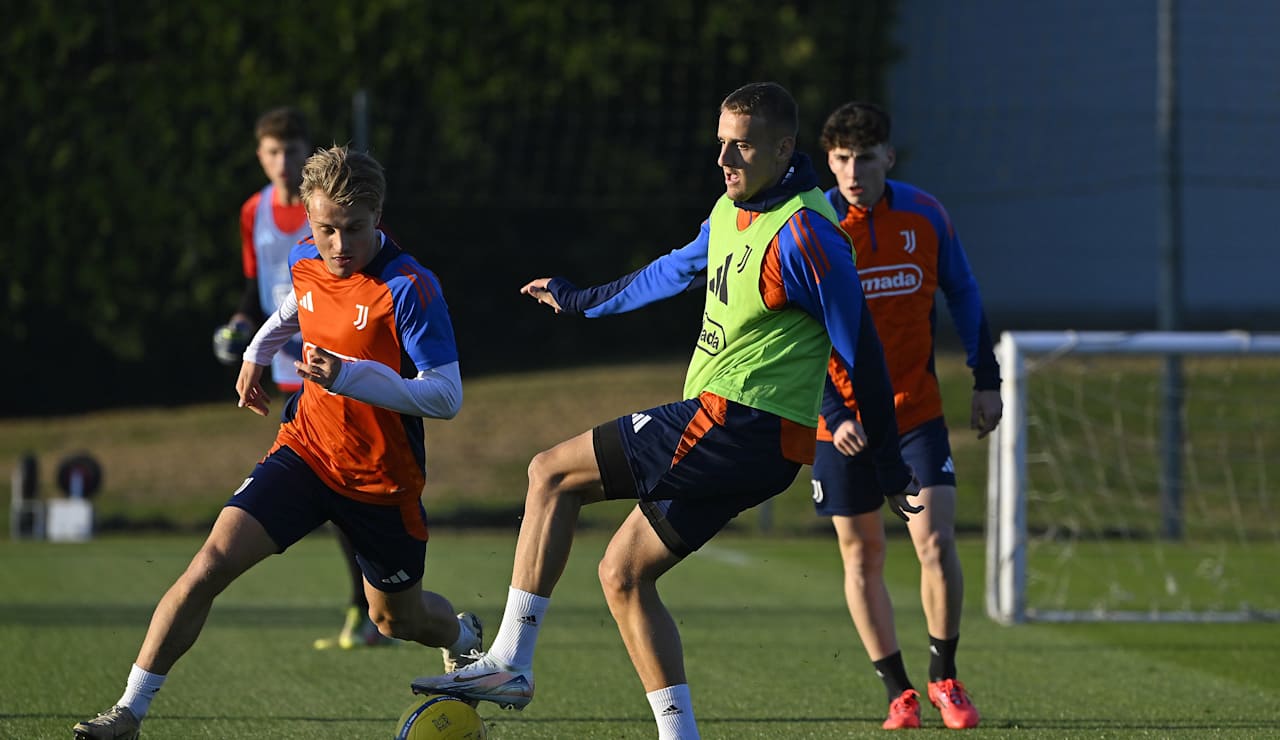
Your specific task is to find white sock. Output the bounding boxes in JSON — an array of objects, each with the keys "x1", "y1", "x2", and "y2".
[
  {"x1": 484, "y1": 586, "x2": 548, "y2": 669},
  {"x1": 116, "y1": 664, "x2": 166, "y2": 720},
  {"x1": 446, "y1": 613, "x2": 479, "y2": 654},
  {"x1": 647, "y1": 684, "x2": 699, "y2": 740}
]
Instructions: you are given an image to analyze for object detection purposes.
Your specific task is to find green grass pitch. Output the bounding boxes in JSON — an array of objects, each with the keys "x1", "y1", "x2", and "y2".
[
  {"x1": 3, "y1": 529, "x2": 1278, "y2": 739},
  {"x1": 4, "y1": 358, "x2": 1279, "y2": 737}
]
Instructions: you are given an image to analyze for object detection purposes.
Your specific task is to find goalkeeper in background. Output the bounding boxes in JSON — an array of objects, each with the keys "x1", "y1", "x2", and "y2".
[
  {"x1": 216, "y1": 107, "x2": 391, "y2": 652},
  {"x1": 812, "y1": 101, "x2": 1001, "y2": 730}
]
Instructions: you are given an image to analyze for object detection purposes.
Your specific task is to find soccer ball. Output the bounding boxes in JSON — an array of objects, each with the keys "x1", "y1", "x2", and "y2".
[
  {"x1": 395, "y1": 695, "x2": 487, "y2": 740},
  {"x1": 212, "y1": 319, "x2": 254, "y2": 366}
]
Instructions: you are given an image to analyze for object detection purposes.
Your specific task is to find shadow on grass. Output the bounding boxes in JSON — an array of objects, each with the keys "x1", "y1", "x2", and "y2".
[
  {"x1": 982, "y1": 718, "x2": 1280, "y2": 731},
  {"x1": 3, "y1": 712, "x2": 390, "y2": 722},
  {"x1": 984, "y1": 639, "x2": 1280, "y2": 654},
  {"x1": 0, "y1": 601, "x2": 854, "y2": 629},
  {"x1": 12, "y1": 706, "x2": 1280, "y2": 732},
  {"x1": 442, "y1": 715, "x2": 1280, "y2": 731},
  {"x1": 486, "y1": 716, "x2": 1280, "y2": 731},
  {"x1": 0, "y1": 603, "x2": 341, "y2": 628},
  {"x1": 11, "y1": 711, "x2": 1278, "y2": 731},
  {"x1": 94, "y1": 504, "x2": 529, "y2": 535}
]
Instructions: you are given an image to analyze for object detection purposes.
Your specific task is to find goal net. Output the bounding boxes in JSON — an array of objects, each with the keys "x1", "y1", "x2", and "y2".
[{"x1": 985, "y1": 331, "x2": 1280, "y2": 624}]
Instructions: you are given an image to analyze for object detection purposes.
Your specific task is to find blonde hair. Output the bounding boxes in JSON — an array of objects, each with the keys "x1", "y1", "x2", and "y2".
[{"x1": 301, "y1": 145, "x2": 386, "y2": 213}]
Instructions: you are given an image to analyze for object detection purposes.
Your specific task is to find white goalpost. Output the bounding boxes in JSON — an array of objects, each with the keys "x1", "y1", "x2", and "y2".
[{"x1": 985, "y1": 330, "x2": 1280, "y2": 625}]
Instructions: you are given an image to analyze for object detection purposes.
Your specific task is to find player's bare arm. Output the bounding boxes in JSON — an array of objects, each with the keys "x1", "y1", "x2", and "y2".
[
  {"x1": 970, "y1": 389, "x2": 1002, "y2": 439},
  {"x1": 236, "y1": 361, "x2": 271, "y2": 416},
  {"x1": 520, "y1": 277, "x2": 562, "y2": 313}
]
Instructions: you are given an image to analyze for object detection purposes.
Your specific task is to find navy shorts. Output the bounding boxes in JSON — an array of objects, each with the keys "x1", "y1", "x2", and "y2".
[
  {"x1": 812, "y1": 416, "x2": 955, "y2": 517},
  {"x1": 226, "y1": 445, "x2": 428, "y2": 592},
  {"x1": 594, "y1": 395, "x2": 802, "y2": 557}
]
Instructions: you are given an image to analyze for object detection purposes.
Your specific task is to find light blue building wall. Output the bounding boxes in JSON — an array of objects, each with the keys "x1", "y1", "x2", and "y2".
[{"x1": 884, "y1": 1, "x2": 1280, "y2": 330}]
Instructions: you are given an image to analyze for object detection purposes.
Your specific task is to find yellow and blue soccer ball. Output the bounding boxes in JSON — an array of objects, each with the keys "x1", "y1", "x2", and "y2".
[{"x1": 395, "y1": 694, "x2": 487, "y2": 739}]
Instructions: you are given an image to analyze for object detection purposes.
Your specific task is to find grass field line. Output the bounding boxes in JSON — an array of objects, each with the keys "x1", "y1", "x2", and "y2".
[{"x1": 697, "y1": 542, "x2": 754, "y2": 567}]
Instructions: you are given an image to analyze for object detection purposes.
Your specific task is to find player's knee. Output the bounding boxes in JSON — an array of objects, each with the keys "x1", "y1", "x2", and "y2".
[
  {"x1": 527, "y1": 448, "x2": 574, "y2": 499},
  {"x1": 527, "y1": 449, "x2": 553, "y2": 487},
  {"x1": 914, "y1": 528, "x2": 956, "y2": 571},
  {"x1": 369, "y1": 607, "x2": 411, "y2": 640},
  {"x1": 181, "y1": 547, "x2": 239, "y2": 597},
  {"x1": 597, "y1": 555, "x2": 641, "y2": 602},
  {"x1": 596, "y1": 557, "x2": 631, "y2": 597},
  {"x1": 837, "y1": 531, "x2": 887, "y2": 575}
]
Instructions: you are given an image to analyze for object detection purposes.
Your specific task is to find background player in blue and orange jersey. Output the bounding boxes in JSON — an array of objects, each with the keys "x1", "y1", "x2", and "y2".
[
  {"x1": 411, "y1": 82, "x2": 921, "y2": 740},
  {"x1": 811, "y1": 101, "x2": 1001, "y2": 730},
  {"x1": 217, "y1": 106, "x2": 390, "y2": 652},
  {"x1": 75, "y1": 146, "x2": 482, "y2": 740}
]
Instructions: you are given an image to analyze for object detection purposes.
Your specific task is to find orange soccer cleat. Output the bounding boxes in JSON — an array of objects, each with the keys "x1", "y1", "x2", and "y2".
[
  {"x1": 927, "y1": 678, "x2": 980, "y2": 729},
  {"x1": 882, "y1": 688, "x2": 922, "y2": 730}
]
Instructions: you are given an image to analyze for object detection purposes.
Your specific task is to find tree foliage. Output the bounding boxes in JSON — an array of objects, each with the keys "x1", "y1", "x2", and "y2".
[{"x1": 4, "y1": 0, "x2": 897, "y2": 415}]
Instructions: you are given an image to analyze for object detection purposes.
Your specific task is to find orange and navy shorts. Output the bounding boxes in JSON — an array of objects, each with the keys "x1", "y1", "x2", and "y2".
[
  {"x1": 225, "y1": 445, "x2": 428, "y2": 592},
  {"x1": 594, "y1": 393, "x2": 803, "y2": 557}
]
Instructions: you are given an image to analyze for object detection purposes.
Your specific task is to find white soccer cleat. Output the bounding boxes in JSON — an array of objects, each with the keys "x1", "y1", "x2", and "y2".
[
  {"x1": 441, "y1": 611, "x2": 484, "y2": 673},
  {"x1": 73, "y1": 705, "x2": 141, "y2": 739},
  {"x1": 411, "y1": 653, "x2": 534, "y2": 710}
]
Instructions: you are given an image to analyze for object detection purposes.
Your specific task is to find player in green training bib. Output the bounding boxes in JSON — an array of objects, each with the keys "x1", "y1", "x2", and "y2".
[{"x1": 411, "y1": 82, "x2": 922, "y2": 740}]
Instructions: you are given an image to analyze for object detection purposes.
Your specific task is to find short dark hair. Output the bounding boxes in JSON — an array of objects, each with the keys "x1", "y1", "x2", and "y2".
[
  {"x1": 819, "y1": 101, "x2": 891, "y2": 152},
  {"x1": 720, "y1": 82, "x2": 799, "y2": 139},
  {"x1": 255, "y1": 106, "x2": 310, "y2": 144}
]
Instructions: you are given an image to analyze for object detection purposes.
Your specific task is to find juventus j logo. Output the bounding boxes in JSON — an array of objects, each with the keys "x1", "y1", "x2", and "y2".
[
  {"x1": 352, "y1": 304, "x2": 370, "y2": 330},
  {"x1": 900, "y1": 230, "x2": 917, "y2": 253}
]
